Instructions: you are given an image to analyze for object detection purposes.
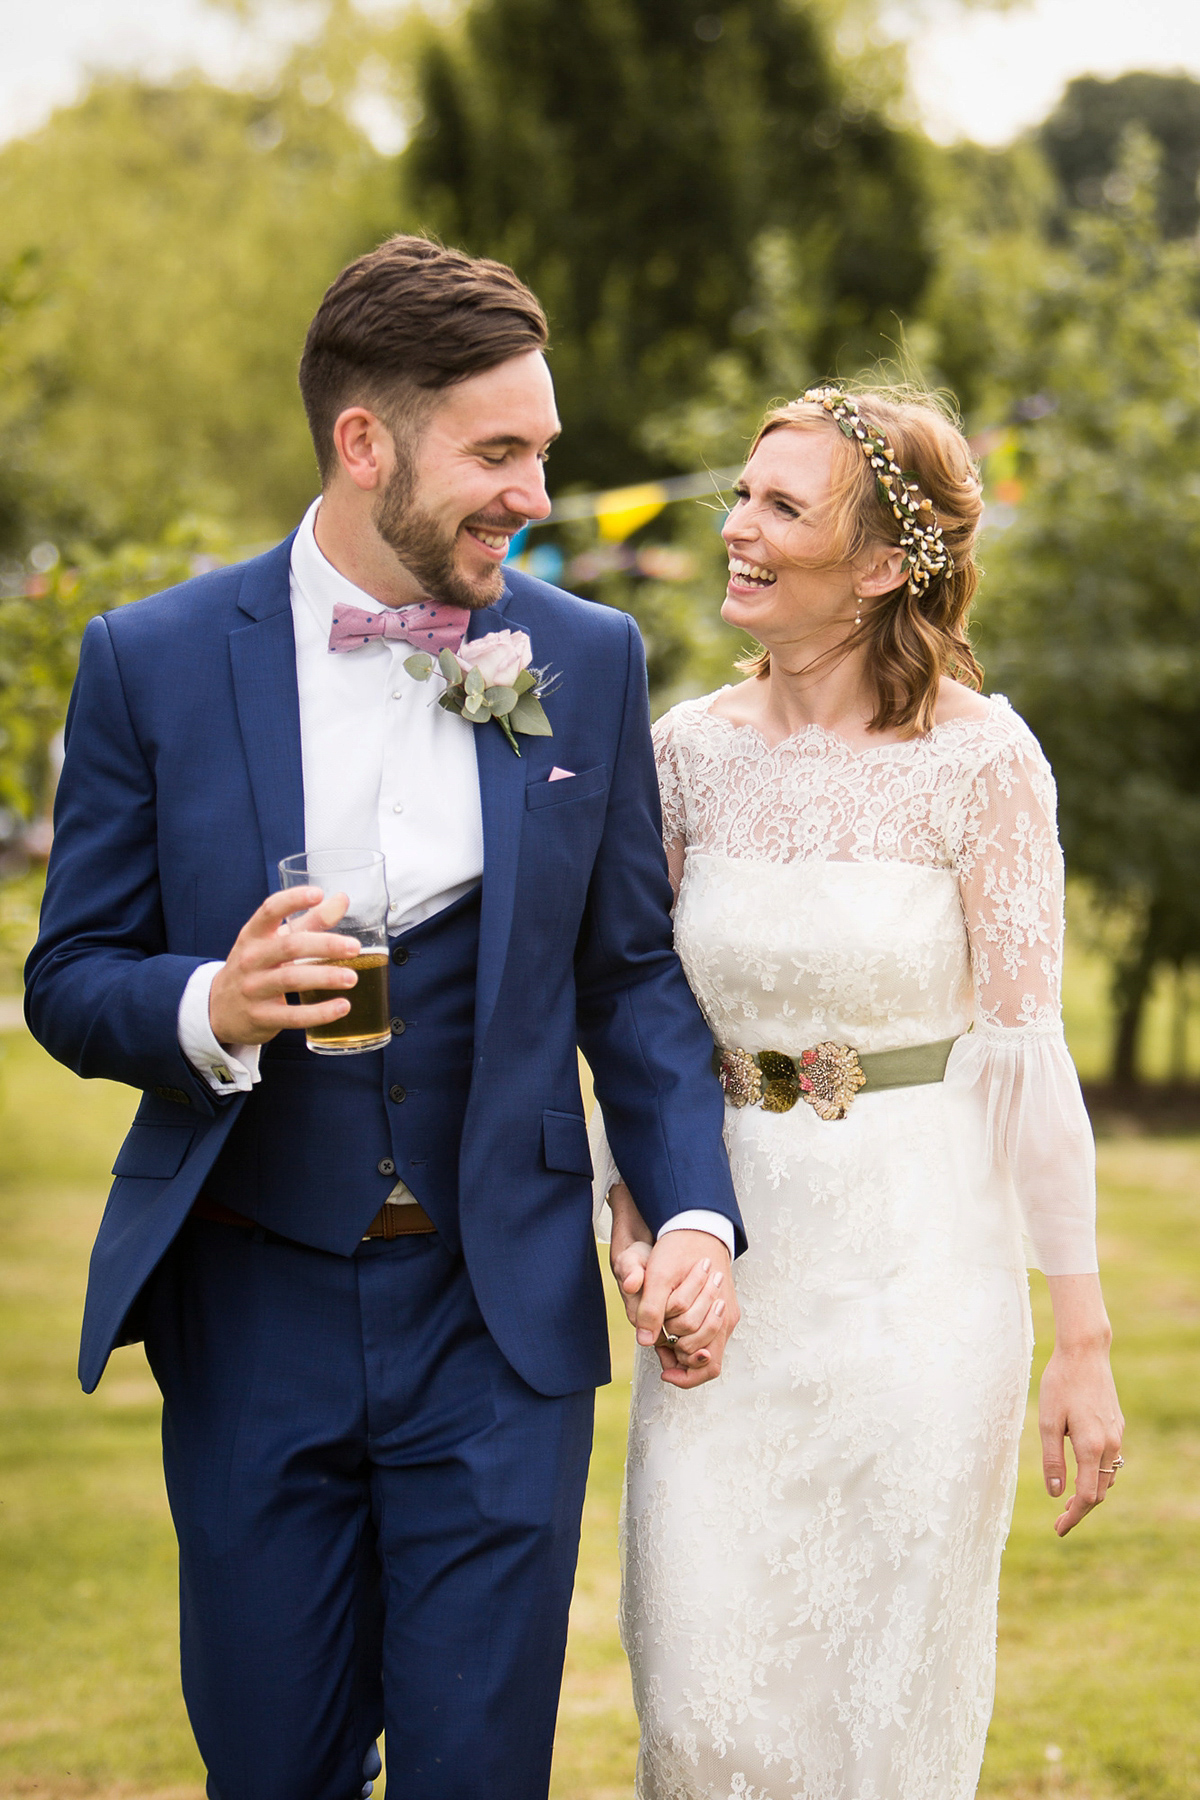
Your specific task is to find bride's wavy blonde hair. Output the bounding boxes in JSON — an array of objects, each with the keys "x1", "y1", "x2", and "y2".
[{"x1": 735, "y1": 385, "x2": 985, "y2": 737}]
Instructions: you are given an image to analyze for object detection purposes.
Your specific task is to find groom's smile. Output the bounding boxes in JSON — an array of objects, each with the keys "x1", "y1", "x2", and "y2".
[{"x1": 376, "y1": 349, "x2": 560, "y2": 609}]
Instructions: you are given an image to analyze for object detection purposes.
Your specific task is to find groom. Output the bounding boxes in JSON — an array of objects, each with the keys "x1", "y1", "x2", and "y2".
[{"x1": 25, "y1": 236, "x2": 743, "y2": 1799}]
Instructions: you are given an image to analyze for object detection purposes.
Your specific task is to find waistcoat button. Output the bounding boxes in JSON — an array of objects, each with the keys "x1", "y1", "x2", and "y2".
[
  {"x1": 389, "y1": 1084, "x2": 407, "y2": 1104},
  {"x1": 391, "y1": 946, "x2": 409, "y2": 966},
  {"x1": 390, "y1": 1017, "x2": 406, "y2": 1035},
  {"x1": 376, "y1": 1157, "x2": 396, "y2": 1177}
]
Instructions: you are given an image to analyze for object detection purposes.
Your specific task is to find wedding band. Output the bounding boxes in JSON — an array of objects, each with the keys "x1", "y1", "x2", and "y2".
[
  {"x1": 659, "y1": 1331, "x2": 679, "y2": 1348},
  {"x1": 1099, "y1": 1455, "x2": 1125, "y2": 1474}
]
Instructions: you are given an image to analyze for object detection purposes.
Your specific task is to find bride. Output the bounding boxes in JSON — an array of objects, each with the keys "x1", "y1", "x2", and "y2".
[{"x1": 591, "y1": 387, "x2": 1124, "y2": 1800}]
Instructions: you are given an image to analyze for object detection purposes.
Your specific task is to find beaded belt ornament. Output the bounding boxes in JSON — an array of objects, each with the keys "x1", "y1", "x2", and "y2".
[
  {"x1": 716, "y1": 1035, "x2": 959, "y2": 1122},
  {"x1": 718, "y1": 1043, "x2": 866, "y2": 1121}
]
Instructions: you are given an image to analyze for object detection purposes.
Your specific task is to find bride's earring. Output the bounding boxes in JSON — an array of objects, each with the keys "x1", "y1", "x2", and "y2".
[{"x1": 853, "y1": 592, "x2": 863, "y2": 629}]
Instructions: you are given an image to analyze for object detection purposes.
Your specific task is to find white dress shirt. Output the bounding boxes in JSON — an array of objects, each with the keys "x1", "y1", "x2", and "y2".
[{"x1": 176, "y1": 500, "x2": 733, "y2": 1256}]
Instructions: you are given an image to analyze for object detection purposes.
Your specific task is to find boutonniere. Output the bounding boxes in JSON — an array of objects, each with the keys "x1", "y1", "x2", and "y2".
[{"x1": 404, "y1": 629, "x2": 559, "y2": 756}]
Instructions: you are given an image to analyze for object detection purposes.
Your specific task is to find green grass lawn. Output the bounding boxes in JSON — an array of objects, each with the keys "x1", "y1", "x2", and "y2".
[{"x1": 1, "y1": 1028, "x2": 1198, "y2": 1799}]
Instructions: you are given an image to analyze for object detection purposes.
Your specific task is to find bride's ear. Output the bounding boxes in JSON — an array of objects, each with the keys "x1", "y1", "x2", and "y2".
[{"x1": 856, "y1": 544, "x2": 908, "y2": 597}]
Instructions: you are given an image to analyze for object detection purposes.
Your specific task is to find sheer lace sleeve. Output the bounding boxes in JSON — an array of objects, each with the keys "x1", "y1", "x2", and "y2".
[
  {"x1": 651, "y1": 709, "x2": 687, "y2": 900},
  {"x1": 944, "y1": 712, "x2": 1098, "y2": 1275}
]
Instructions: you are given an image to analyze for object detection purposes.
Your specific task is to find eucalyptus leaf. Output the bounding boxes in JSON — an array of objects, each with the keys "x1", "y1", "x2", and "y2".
[
  {"x1": 438, "y1": 690, "x2": 465, "y2": 715},
  {"x1": 404, "y1": 652, "x2": 435, "y2": 681},
  {"x1": 509, "y1": 693, "x2": 553, "y2": 737},
  {"x1": 513, "y1": 668, "x2": 536, "y2": 695},
  {"x1": 439, "y1": 647, "x2": 463, "y2": 683},
  {"x1": 465, "y1": 666, "x2": 486, "y2": 697},
  {"x1": 464, "y1": 692, "x2": 485, "y2": 716},
  {"x1": 485, "y1": 685, "x2": 518, "y2": 716}
]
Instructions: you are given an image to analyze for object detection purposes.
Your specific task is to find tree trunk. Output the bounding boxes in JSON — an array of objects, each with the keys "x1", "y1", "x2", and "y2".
[{"x1": 1110, "y1": 914, "x2": 1160, "y2": 1086}]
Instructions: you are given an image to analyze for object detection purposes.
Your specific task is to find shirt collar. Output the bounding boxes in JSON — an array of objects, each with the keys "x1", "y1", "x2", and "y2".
[{"x1": 290, "y1": 497, "x2": 387, "y2": 634}]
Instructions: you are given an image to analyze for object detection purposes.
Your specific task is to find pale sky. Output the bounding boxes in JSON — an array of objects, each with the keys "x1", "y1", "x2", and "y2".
[{"x1": 1, "y1": 0, "x2": 1199, "y2": 150}]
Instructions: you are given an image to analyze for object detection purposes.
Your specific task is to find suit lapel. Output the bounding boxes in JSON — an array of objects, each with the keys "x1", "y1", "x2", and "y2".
[
  {"x1": 228, "y1": 535, "x2": 305, "y2": 893},
  {"x1": 470, "y1": 595, "x2": 530, "y2": 1045}
]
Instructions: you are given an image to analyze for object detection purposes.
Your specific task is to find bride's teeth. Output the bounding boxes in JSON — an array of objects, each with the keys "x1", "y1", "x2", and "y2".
[{"x1": 729, "y1": 557, "x2": 776, "y2": 585}]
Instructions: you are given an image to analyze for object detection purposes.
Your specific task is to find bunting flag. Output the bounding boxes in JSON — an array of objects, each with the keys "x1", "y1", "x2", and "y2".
[
  {"x1": 595, "y1": 483, "x2": 669, "y2": 542},
  {"x1": 540, "y1": 466, "x2": 742, "y2": 532}
]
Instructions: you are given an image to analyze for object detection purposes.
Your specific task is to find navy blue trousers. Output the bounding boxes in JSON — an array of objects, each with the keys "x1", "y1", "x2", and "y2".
[{"x1": 143, "y1": 1218, "x2": 595, "y2": 1800}]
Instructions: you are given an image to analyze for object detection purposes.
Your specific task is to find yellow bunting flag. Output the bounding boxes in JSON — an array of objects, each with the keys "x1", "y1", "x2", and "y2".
[{"x1": 594, "y1": 483, "x2": 669, "y2": 542}]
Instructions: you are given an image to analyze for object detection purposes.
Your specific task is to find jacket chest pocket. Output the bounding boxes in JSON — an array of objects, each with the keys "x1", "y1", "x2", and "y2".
[{"x1": 524, "y1": 764, "x2": 609, "y2": 811}]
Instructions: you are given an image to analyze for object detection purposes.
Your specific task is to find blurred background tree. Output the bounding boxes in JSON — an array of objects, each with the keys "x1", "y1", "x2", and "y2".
[
  {"x1": 402, "y1": 0, "x2": 931, "y2": 489},
  {"x1": 976, "y1": 131, "x2": 1200, "y2": 1083},
  {"x1": 1038, "y1": 70, "x2": 1200, "y2": 238}
]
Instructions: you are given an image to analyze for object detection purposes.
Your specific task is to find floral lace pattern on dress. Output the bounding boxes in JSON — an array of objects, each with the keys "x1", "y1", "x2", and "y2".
[
  {"x1": 654, "y1": 692, "x2": 1065, "y2": 1036},
  {"x1": 609, "y1": 690, "x2": 1098, "y2": 1800}
]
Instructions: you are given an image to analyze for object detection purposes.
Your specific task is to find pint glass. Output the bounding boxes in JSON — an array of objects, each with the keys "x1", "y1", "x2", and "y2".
[{"x1": 278, "y1": 849, "x2": 391, "y2": 1055}]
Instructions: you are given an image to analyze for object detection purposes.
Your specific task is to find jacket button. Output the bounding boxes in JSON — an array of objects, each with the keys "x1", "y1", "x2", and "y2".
[
  {"x1": 390, "y1": 1017, "x2": 406, "y2": 1035},
  {"x1": 377, "y1": 1158, "x2": 396, "y2": 1177},
  {"x1": 389, "y1": 1084, "x2": 407, "y2": 1104},
  {"x1": 391, "y1": 946, "x2": 409, "y2": 966}
]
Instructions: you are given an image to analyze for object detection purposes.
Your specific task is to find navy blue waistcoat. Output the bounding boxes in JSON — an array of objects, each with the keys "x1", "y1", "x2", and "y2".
[{"x1": 204, "y1": 886, "x2": 481, "y2": 1254}]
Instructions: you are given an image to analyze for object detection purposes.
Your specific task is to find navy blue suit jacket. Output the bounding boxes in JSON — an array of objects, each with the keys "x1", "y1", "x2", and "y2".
[{"x1": 25, "y1": 537, "x2": 744, "y2": 1397}]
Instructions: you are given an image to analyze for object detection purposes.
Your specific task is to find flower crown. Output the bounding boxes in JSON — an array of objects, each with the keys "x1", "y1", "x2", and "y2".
[{"x1": 801, "y1": 387, "x2": 953, "y2": 597}]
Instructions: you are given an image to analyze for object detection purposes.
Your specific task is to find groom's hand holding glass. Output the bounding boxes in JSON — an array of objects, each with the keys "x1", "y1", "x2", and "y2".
[
  {"x1": 208, "y1": 887, "x2": 364, "y2": 1046},
  {"x1": 608, "y1": 1182, "x2": 739, "y2": 1388}
]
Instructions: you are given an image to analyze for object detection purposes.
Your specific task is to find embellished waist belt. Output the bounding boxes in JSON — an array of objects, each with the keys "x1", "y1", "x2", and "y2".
[{"x1": 716, "y1": 1036, "x2": 959, "y2": 1122}]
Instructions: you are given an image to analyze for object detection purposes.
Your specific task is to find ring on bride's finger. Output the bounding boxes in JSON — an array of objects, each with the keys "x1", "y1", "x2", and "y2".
[
  {"x1": 1099, "y1": 1455, "x2": 1125, "y2": 1474},
  {"x1": 658, "y1": 1330, "x2": 680, "y2": 1348}
]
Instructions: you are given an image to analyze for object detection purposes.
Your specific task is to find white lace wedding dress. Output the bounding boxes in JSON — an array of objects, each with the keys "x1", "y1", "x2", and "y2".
[{"x1": 592, "y1": 691, "x2": 1098, "y2": 1800}]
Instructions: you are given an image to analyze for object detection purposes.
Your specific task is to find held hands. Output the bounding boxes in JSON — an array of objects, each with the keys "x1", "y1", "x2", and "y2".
[
  {"x1": 608, "y1": 1183, "x2": 739, "y2": 1389},
  {"x1": 208, "y1": 887, "x2": 361, "y2": 1047}
]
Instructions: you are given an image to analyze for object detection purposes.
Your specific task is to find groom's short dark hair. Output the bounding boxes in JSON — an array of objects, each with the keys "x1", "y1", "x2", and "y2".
[{"x1": 299, "y1": 235, "x2": 549, "y2": 482}]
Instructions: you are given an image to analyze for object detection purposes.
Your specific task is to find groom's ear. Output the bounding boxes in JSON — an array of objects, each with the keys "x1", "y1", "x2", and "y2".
[{"x1": 329, "y1": 407, "x2": 397, "y2": 493}]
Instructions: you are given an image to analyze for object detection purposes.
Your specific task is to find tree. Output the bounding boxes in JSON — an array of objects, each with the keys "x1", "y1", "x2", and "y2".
[
  {"x1": 0, "y1": 59, "x2": 395, "y2": 547},
  {"x1": 975, "y1": 132, "x2": 1200, "y2": 1082},
  {"x1": 0, "y1": 525, "x2": 231, "y2": 828},
  {"x1": 1038, "y1": 72, "x2": 1200, "y2": 240},
  {"x1": 402, "y1": 0, "x2": 932, "y2": 490}
]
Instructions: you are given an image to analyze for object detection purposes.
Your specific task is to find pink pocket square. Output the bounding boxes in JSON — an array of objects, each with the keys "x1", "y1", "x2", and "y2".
[{"x1": 548, "y1": 766, "x2": 576, "y2": 782}]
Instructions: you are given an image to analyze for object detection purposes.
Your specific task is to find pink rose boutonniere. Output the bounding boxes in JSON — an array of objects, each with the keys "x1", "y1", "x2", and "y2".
[{"x1": 404, "y1": 629, "x2": 559, "y2": 756}]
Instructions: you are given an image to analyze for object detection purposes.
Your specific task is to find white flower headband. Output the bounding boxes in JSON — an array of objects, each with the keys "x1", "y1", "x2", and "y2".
[{"x1": 802, "y1": 387, "x2": 954, "y2": 598}]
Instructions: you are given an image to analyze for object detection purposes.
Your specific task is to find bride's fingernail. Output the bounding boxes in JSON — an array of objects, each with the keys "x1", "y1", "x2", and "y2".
[
  {"x1": 700, "y1": 1258, "x2": 711, "y2": 1272},
  {"x1": 1048, "y1": 1477, "x2": 1062, "y2": 1495}
]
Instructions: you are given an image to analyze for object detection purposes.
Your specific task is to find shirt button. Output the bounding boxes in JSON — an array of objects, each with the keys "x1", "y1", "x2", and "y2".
[
  {"x1": 377, "y1": 1158, "x2": 396, "y2": 1177},
  {"x1": 389, "y1": 1084, "x2": 407, "y2": 1104},
  {"x1": 391, "y1": 946, "x2": 409, "y2": 966},
  {"x1": 392, "y1": 691, "x2": 403, "y2": 700},
  {"x1": 390, "y1": 1017, "x2": 406, "y2": 1035},
  {"x1": 392, "y1": 803, "x2": 404, "y2": 814}
]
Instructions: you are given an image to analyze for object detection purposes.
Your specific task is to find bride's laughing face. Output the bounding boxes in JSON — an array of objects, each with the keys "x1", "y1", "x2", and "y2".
[{"x1": 720, "y1": 427, "x2": 857, "y2": 644}]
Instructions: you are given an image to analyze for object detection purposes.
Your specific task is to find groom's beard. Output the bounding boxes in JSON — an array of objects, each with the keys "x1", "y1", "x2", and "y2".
[{"x1": 373, "y1": 457, "x2": 521, "y2": 611}]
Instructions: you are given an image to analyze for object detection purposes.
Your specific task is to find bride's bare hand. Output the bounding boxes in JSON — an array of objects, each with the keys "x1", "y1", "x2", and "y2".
[{"x1": 1039, "y1": 1341, "x2": 1125, "y2": 1537}]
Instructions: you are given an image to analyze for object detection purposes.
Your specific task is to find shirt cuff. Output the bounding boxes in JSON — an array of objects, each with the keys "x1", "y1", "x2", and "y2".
[
  {"x1": 657, "y1": 1209, "x2": 735, "y2": 1260},
  {"x1": 177, "y1": 962, "x2": 262, "y2": 1095}
]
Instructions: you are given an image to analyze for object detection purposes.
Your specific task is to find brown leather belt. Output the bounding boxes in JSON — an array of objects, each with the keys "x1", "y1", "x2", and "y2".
[{"x1": 191, "y1": 1197, "x2": 436, "y2": 1239}]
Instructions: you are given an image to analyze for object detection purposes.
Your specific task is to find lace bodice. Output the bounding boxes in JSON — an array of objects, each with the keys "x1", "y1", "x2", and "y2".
[
  {"x1": 655, "y1": 691, "x2": 1065, "y2": 1038},
  {"x1": 648, "y1": 690, "x2": 1097, "y2": 1276}
]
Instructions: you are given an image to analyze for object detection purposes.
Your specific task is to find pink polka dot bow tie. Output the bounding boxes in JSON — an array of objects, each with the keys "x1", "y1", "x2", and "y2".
[{"x1": 327, "y1": 601, "x2": 471, "y2": 656}]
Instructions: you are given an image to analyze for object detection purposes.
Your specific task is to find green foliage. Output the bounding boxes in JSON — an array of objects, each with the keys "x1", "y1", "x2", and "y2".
[
  {"x1": 1039, "y1": 71, "x2": 1200, "y2": 239},
  {"x1": 0, "y1": 60, "x2": 396, "y2": 547},
  {"x1": 403, "y1": 0, "x2": 932, "y2": 490},
  {"x1": 976, "y1": 131, "x2": 1200, "y2": 1080},
  {"x1": 0, "y1": 523, "x2": 231, "y2": 820}
]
